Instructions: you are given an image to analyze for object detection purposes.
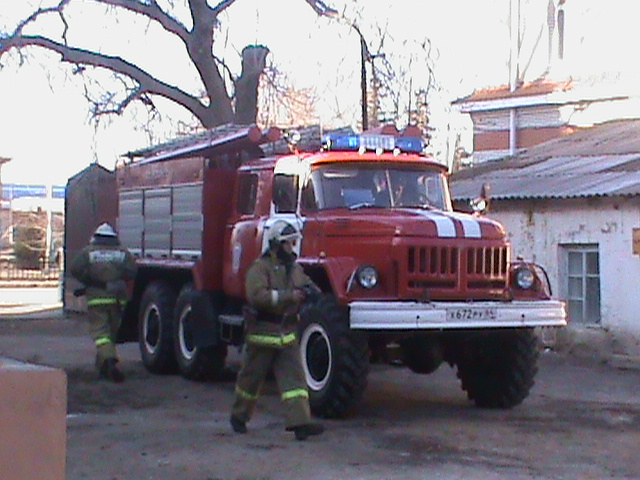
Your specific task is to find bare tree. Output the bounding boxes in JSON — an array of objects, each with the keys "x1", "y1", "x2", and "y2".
[
  {"x1": 367, "y1": 30, "x2": 437, "y2": 136},
  {"x1": 315, "y1": 3, "x2": 437, "y2": 136},
  {"x1": 0, "y1": 0, "x2": 335, "y2": 129},
  {"x1": 257, "y1": 60, "x2": 319, "y2": 128}
]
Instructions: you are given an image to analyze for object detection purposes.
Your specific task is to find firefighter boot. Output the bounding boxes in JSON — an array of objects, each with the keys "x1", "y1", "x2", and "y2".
[
  {"x1": 99, "y1": 358, "x2": 125, "y2": 383},
  {"x1": 230, "y1": 415, "x2": 248, "y2": 434},
  {"x1": 288, "y1": 423, "x2": 325, "y2": 441}
]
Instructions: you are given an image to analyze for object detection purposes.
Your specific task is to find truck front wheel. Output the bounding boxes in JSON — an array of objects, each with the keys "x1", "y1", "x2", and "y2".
[
  {"x1": 173, "y1": 286, "x2": 227, "y2": 380},
  {"x1": 455, "y1": 328, "x2": 539, "y2": 408},
  {"x1": 138, "y1": 281, "x2": 177, "y2": 374},
  {"x1": 298, "y1": 295, "x2": 370, "y2": 418}
]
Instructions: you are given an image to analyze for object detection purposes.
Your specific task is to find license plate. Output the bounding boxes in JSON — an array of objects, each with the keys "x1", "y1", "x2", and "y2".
[{"x1": 447, "y1": 307, "x2": 497, "y2": 322}]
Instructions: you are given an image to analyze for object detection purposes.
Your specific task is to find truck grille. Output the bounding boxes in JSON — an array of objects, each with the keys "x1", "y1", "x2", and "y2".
[{"x1": 406, "y1": 245, "x2": 508, "y2": 294}]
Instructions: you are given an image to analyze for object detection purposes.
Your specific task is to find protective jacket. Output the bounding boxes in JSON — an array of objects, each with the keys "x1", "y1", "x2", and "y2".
[
  {"x1": 244, "y1": 250, "x2": 317, "y2": 347},
  {"x1": 70, "y1": 238, "x2": 137, "y2": 307}
]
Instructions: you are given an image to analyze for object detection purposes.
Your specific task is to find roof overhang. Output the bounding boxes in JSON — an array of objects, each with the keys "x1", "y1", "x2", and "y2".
[{"x1": 453, "y1": 90, "x2": 631, "y2": 113}]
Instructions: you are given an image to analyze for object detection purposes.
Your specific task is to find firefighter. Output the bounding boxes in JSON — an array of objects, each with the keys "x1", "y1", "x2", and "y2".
[
  {"x1": 230, "y1": 220, "x2": 325, "y2": 441},
  {"x1": 373, "y1": 171, "x2": 390, "y2": 206},
  {"x1": 70, "y1": 222, "x2": 137, "y2": 383}
]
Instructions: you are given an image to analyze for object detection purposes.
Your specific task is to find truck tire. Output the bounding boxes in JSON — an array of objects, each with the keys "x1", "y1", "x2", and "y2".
[
  {"x1": 138, "y1": 281, "x2": 177, "y2": 374},
  {"x1": 298, "y1": 295, "x2": 369, "y2": 418},
  {"x1": 455, "y1": 328, "x2": 539, "y2": 408},
  {"x1": 173, "y1": 285, "x2": 227, "y2": 381}
]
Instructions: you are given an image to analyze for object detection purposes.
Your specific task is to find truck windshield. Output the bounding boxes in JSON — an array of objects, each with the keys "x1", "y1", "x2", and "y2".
[{"x1": 308, "y1": 164, "x2": 450, "y2": 211}]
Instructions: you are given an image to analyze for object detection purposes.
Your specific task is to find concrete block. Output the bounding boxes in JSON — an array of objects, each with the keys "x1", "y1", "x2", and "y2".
[{"x1": 0, "y1": 358, "x2": 67, "y2": 480}]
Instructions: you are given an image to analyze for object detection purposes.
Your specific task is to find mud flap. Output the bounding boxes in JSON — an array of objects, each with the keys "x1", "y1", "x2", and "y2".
[{"x1": 190, "y1": 291, "x2": 220, "y2": 348}]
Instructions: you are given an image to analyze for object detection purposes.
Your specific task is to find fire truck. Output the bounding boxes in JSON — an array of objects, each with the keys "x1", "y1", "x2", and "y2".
[{"x1": 82, "y1": 124, "x2": 566, "y2": 418}]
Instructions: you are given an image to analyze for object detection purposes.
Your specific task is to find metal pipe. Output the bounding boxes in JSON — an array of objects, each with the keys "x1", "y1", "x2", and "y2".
[
  {"x1": 509, "y1": 108, "x2": 517, "y2": 155},
  {"x1": 356, "y1": 28, "x2": 368, "y2": 131},
  {"x1": 509, "y1": 0, "x2": 520, "y2": 156}
]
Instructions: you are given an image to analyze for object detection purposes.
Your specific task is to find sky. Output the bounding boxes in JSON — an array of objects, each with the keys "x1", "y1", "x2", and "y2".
[
  {"x1": 0, "y1": 0, "x2": 514, "y2": 186},
  {"x1": 2, "y1": 0, "x2": 635, "y2": 187}
]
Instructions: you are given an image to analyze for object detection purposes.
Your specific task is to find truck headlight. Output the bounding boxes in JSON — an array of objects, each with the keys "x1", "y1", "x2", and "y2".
[
  {"x1": 356, "y1": 265, "x2": 378, "y2": 289},
  {"x1": 515, "y1": 267, "x2": 535, "y2": 290}
]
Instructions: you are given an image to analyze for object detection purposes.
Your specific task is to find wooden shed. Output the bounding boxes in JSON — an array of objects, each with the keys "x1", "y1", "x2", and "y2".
[{"x1": 63, "y1": 163, "x2": 117, "y2": 312}]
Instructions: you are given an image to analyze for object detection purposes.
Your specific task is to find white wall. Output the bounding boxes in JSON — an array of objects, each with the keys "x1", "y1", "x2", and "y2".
[{"x1": 487, "y1": 196, "x2": 640, "y2": 339}]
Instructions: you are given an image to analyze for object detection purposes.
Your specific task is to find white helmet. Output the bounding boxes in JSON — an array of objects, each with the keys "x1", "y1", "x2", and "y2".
[
  {"x1": 267, "y1": 220, "x2": 301, "y2": 247},
  {"x1": 94, "y1": 222, "x2": 117, "y2": 237}
]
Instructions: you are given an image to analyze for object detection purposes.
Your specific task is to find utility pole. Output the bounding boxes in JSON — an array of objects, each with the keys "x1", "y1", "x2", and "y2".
[
  {"x1": 0, "y1": 158, "x2": 11, "y2": 254},
  {"x1": 317, "y1": 7, "x2": 374, "y2": 132},
  {"x1": 509, "y1": 0, "x2": 521, "y2": 156},
  {"x1": 45, "y1": 184, "x2": 53, "y2": 271},
  {"x1": 355, "y1": 25, "x2": 370, "y2": 131}
]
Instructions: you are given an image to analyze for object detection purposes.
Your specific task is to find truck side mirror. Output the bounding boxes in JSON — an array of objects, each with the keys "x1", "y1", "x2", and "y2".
[{"x1": 470, "y1": 183, "x2": 491, "y2": 215}]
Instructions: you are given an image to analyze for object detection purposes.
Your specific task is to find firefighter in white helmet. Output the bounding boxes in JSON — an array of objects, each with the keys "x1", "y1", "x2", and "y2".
[
  {"x1": 70, "y1": 223, "x2": 137, "y2": 382},
  {"x1": 230, "y1": 220, "x2": 325, "y2": 440}
]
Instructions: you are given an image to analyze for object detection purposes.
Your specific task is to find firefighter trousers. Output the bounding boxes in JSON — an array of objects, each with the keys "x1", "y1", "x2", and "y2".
[
  {"x1": 87, "y1": 302, "x2": 122, "y2": 369},
  {"x1": 231, "y1": 341, "x2": 312, "y2": 429}
]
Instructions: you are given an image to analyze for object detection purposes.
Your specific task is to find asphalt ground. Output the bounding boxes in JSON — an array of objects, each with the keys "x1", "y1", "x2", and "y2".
[{"x1": 2, "y1": 287, "x2": 640, "y2": 479}]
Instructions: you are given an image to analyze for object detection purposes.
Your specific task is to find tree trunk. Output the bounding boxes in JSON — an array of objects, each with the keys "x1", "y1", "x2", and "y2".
[{"x1": 234, "y1": 45, "x2": 270, "y2": 124}]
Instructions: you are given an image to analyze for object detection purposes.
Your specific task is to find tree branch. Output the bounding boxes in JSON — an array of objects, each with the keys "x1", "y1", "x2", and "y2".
[
  {"x1": 13, "y1": 0, "x2": 72, "y2": 37},
  {"x1": 302, "y1": 0, "x2": 339, "y2": 17},
  {"x1": 183, "y1": 0, "x2": 234, "y2": 123},
  {"x1": 1, "y1": 34, "x2": 209, "y2": 121},
  {"x1": 210, "y1": 0, "x2": 241, "y2": 16},
  {"x1": 89, "y1": 0, "x2": 190, "y2": 42}
]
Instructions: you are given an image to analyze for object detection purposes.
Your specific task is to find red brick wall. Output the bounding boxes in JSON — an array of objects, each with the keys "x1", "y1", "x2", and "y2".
[{"x1": 474, "y1": 126, "x2": 577, "y2": 151}]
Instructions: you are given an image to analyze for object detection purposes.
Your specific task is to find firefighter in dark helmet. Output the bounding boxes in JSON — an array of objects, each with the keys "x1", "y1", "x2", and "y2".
[
  {"x1": 230, "y1": 220, "x2": 325, "y2": 441},
  {"x1": 70, "y1": 223, "x2": 137, "y2": 382}
]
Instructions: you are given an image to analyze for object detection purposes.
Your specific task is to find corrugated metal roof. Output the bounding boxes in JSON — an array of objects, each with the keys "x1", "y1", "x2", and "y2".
[{"x1": 450, "y1": 119, "x2": 640, "y2": 201}]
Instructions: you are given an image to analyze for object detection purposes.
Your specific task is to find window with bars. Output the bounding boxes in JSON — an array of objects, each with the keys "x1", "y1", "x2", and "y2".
[{"x1": 563, "y1": 245, "x2": 601, "y2": 324}]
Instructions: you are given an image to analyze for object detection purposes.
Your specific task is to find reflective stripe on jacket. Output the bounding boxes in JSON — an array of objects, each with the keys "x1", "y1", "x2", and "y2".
[{"x1": 243, "y1": 252, "x2": 317, "y2": 339}]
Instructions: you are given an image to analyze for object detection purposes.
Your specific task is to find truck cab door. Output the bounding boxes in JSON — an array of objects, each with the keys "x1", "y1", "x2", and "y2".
[
  {"x1": 223, "y1": 172, "x2": 264, "y2": 298},
  {"x1": 266, "y1": 172, "x2": 303, "y2": 256}
]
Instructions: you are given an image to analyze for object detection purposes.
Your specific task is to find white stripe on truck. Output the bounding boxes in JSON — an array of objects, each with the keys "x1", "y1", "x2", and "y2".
[
  {"x1": 411, "y1": 211, "x2": 481, "y2": 239},
  {"x1": 449, "y1": 212, "x2": 482, "y2": 238}
]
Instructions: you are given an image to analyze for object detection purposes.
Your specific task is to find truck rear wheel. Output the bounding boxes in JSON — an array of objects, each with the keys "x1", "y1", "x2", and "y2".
[
  {"x1": 173, "y1": 286, "x2": 227, "y2": 380},
  {"x1": 455, "y1": 328, "x2": 539, "y2": 408},
  {"x1": 298, "y1": 295, "x2": 369, "y2": 418},
  {"x1": 138, "y1": 281, "x2": 177, "y2": 374}
]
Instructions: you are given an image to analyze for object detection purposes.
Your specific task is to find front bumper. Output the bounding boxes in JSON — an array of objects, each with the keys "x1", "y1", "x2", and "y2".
[{"x1": 349, "y1": 300, "x2": 566, "y2": 330}]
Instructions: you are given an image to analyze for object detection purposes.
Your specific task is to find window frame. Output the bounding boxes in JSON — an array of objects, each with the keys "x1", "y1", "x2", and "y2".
[
  {"x1": 561, "y1": 243, "x2": 601, "y2": 325},
  {"x1": 236, "y1": 173, "x2": 259, "y2": 216}
]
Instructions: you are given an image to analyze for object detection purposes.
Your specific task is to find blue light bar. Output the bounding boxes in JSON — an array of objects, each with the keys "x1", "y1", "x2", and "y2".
[
  {"x1": 322, "y1": 133, "x2": 424, "y2": 154},
  {"x1": 396, "y1": 137, "x2": 424, "y2": 152}
]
